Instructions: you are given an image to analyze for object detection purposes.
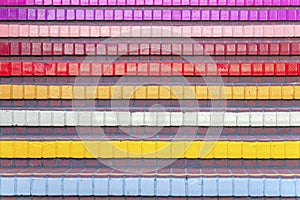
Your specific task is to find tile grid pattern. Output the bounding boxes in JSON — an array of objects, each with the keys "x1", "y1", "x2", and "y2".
[{"x1": 0, "y1": 0, "x2": 299, "y2": 198}]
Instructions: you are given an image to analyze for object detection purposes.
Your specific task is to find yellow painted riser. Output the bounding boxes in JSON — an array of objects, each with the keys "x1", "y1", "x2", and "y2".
[
  {"x1": 0, "y1": 85, "x2": 298, "y2": 99},
  {"x1": 0, "y1": 141, "x2": 299, "y2": 159}
]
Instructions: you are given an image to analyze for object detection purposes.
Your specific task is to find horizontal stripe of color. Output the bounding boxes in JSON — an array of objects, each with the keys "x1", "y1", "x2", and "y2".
[
  {"x1": 2, "y1": 110, "x2": 300, "y2": 127},
  {"x1": 1, "y1": 135, "x2": 298, "y2": 141},
  {"x1": 2, "y1": 55, "x2": 299, "y2": 63},
  {"x1": 5, "y1": 76, "x2": 300, "y2": 85},
  {"x1": 1, "y1": 25, "x2": 299, "y2": 38},
  {"x1": 1, "y1": 62, "x2": 300, "y2": 77},
  {"x1": 1, "y1": 176, "x2": 300, "y2": 197},
  {"x1": 3, "y1": 100, "x2": 300, "y2": 109},
  {"x1": 3, "y1": 126, "x2": 300, "y2": 136},
  {"x1": 0, "y1": 176, "x2": 299, "y2": 196},
  {"x1": 0, "y1": 140, "x2": 299, "y2": 158},
  {"x1": 1, "y1": 126, "x2": 299, "y2": 136},
  {"x1": 1, "y1": 40, "x2": 299, "y2": 56},
  {"x1": 0, "y1": 167, "x2": 299, "y2": 177},
  {"x1": 1, "y1": 9, "x2": 299, "y2": 21},
  {"x1": 0, "y1": 85, "x2": 300, "y2": 100},
  {"x1": 1, "y1": 0, "x2": 299, "y2": 6},
  {"x1": 0, "y1": 159, "x2": 298, "y2": 168}
]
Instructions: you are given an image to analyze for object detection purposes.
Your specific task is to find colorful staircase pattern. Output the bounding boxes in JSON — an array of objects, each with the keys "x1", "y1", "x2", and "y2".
[{"x1": 0, "y1": 0, "x2": 300, "y2": 198}]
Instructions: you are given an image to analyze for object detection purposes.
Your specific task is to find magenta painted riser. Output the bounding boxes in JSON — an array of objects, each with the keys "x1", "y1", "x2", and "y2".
[
  {"x1": 0, "y1": 9, "x2": 299, "y2": 21},
  {"x1": 1, "y1": 0, "x2": 300, "y2": 6}
]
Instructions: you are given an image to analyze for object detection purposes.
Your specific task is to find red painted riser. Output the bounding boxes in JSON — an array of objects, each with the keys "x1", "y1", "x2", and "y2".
[{"x1": 0, "y1": 62, "x2": 299, "y2": 76}]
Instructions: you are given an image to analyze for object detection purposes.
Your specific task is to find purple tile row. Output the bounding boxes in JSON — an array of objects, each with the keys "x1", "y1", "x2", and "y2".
[
  {"x1": 0, "y1": 134, "x2": 299, "y2": 141},
  {"x1": 2, "y1": 100, "x2": 300, "y2": 109},
  {"x1": 0, "y1": 0, "x2": 299, "y2": 6},
  {"x1": 1, "y1": 126, "x2": 300, "y2": 136},
  {"x1": 2, "y1": 107, "x2": 300, "y2": 112},
  {"x1": 0, "y1": 167, "x2": 299, "y2": 177},
  {"x1": 1, "y1": 159, "x2": 299, "y2": 169},
  {"x1": 0, "y1": 8, "x2": 299, "y2": 21},
  {"x1": 0, "y1": 77, "x2": 299, "y2": 85}
]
